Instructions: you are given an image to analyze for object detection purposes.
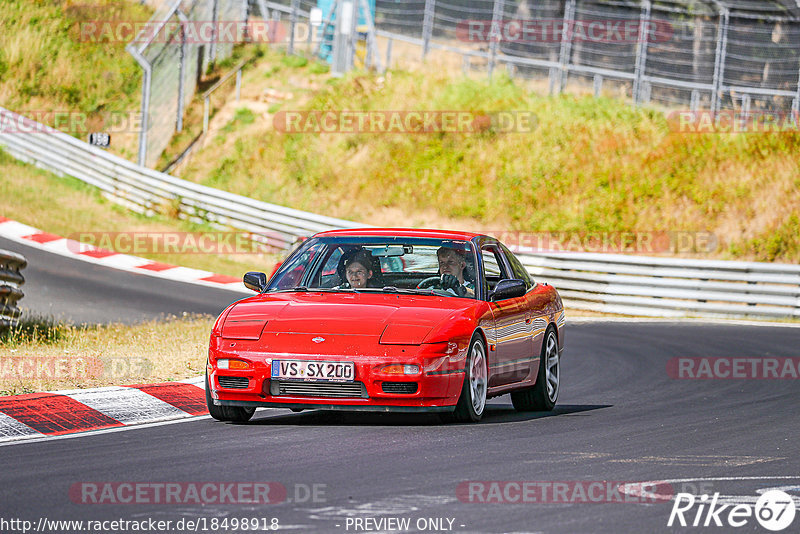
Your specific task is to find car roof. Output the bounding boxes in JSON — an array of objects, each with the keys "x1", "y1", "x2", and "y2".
[{"x1": 313, "y1": 227, "x2": 485, "y2": 241}]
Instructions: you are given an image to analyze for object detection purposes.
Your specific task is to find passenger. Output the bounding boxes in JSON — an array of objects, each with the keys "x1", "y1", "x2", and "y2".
[
  {"x1": 341, "y1": 250, "x2": 375, "y2": 289},
  {"x1": 437, "y1": 246, "x2": 475, "y2": 297}
]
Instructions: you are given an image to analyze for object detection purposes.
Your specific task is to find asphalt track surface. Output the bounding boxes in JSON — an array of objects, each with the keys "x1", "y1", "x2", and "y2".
[
  {"x1": 0, "y1": 236, "x2": 245, "y2": 324},
  {"x1": 3, "y1": 235, "x2": 799, "y2": 533},
  {"x1": 3, "y1": 322, "x2": 799, "y2": 533}
]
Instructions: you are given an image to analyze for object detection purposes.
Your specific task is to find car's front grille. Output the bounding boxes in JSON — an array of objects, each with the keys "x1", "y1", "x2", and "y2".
[
  {"x1": 382, "y1": 382, "x2": 418, "y2": 394},
  {"x1": 271, "y1": 380, "x2": 367, "y2": 398},
  {"x1": 218, "y1": 376, "x2": 249, "y2": 389}
]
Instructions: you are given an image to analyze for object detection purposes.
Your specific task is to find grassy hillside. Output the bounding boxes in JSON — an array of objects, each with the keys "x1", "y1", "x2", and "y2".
[
  {"x1": 0, "y1": 0, "x2": 152, "y2": 159},
  {"x1": 178, "y1": 55, "x2": 800, "y2": 263}
]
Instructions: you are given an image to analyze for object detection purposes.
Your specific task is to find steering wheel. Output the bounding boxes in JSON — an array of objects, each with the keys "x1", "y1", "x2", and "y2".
[{"x1": 417, "y1": 276, "x2": 444, "y2": 289}]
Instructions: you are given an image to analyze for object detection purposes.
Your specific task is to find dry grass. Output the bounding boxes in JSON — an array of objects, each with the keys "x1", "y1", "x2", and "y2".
[
  {"x1": 0, "y1": 149, "x2": 279, "y2": 277},
  {"x1": 0, "y1": 314, "x2": 213, "y2": 395}
]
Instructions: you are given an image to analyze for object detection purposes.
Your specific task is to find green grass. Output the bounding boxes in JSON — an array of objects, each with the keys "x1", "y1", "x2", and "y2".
[{"x1": 0, "y1": 1, "x2": 152, "y2": 159}]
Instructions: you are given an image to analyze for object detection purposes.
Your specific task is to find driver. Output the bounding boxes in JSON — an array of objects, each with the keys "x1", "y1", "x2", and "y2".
[{"x1": 437, "y1": 246, "x2": 475, "y2": 297}]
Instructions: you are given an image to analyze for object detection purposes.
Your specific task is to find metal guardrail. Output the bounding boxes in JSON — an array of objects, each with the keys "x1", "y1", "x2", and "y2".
[
  {"x1": 0, "y1": 249, "x2": 26, "y2": 329},
  {"x1": 1, "y1": 106, "x2": 799, "y2": 319},
  {"x1": 522, "y1": 252, "x2": 800, "y2": 319},
  {"x1": 0, "y1": 106, "x2": 362, "y2": 250}
]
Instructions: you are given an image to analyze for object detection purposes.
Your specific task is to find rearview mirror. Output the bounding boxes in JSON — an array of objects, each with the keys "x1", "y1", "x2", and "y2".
[
  {"x1": 243, "y1": 271, "x2": 267, "y2": 292},
  {"x1": 489, "y1": 279, "x2": 526, "y2": 301}
]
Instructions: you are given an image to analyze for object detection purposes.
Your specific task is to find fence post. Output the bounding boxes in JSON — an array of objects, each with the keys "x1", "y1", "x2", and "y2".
[
  {"x1": 127, "y1": 44, "x2": 151, "y2": 167},
  {"x1": 203, "y1": 97, "x2": 210, "y2": 133},
  {"x1": 711, "y1": 7, "x2": 729, "y2": 114},
  {"x1": 176, "y1": 9, "x2": 188, "y2": 133},
  {"x1": 236, "y1": 69, "x2": 242, "y2": 101},
  {"x1": 288, "y1": 0, "x2": 300, "y2": 54},
  {"x1": 386, "y1": 37, "x2": 393, "y2": 68},
  {"x1": 421, "y1": 0, "x2": 435, "y2": 59},
  {"x1": 487, "y1": 0, "x2": 504, "y2": 78},
  {"x1": 209, "y1": 0, "x2": 219, "y2": 62},
  {"x1": 632, "y1": 0, "x2": 651, "y2": 105},
  {"x1": 793, "y1": 64, "x2": 800, "y2": 115},
  {"x1": 557, "y1": 0, "x2": 576, "y2": 92}
]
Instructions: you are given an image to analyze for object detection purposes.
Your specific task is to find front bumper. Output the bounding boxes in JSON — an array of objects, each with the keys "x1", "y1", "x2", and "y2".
[{"x1": 208, "y1": 340, "x2": 467, "y2": 410}]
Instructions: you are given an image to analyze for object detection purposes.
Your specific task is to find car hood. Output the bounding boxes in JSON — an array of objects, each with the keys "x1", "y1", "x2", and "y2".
[{"x1": 220, "y1": 292, "x2": 478, "y2": 344}]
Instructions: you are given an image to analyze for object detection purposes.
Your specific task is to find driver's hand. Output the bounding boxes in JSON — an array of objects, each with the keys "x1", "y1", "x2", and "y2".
[{"x1": 441, "y1": 274, "x2": 466, "y2": 296}]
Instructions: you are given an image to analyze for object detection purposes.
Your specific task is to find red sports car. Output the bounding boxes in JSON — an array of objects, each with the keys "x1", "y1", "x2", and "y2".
[{"x1": 206, "y1": 228, "x2": 565, "y2": 423}]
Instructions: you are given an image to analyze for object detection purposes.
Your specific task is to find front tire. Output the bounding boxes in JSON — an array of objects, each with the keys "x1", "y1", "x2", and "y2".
[
  {"x1": 511, "y1": 326, "x2": 560, "y2": 412},
  {"x1": 447, "y1": 334, "x2": 488, "y2": 423},
  {"x1": 205, "y1": 371, "x2": 256, "y2": 422}
]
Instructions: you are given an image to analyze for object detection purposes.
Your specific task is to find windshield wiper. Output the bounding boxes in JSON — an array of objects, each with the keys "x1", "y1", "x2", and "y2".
[{"x1": 382, "y1": 287, "x2": 440, "y2": 296}]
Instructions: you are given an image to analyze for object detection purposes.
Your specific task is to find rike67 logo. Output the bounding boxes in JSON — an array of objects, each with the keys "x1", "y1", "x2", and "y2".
[{"x1": 669, "y1": 490, "x2": 796, "y2": 531}]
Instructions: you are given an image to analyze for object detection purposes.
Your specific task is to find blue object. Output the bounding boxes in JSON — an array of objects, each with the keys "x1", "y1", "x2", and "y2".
[{"x1": 317, "y1": 0, "x2": 376, "y2": 63}]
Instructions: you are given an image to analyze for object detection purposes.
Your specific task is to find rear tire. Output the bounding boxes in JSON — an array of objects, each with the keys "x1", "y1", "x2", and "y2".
[
  {"x1": 205, "y1": 372, "x2": 256, "y2": 422},
  {"x1": 448, "y1": 334, "x2": 488, "y2": 423},
  {"x1": 511, "y1": 326, "x2": 560, "y2": 412}
]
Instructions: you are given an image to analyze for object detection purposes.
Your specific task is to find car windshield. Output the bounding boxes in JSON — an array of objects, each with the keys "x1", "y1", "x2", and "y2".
[{"x1": 266, "y1": 236, "x2": 477, "y2": 299}]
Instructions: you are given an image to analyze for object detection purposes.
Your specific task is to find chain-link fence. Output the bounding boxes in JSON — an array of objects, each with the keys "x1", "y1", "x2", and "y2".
[
  {"x1": 128, "y1": 0, "x2": 248, "y2": 167},
  {"x1": 260, "y1": 0, "x2": 800, "y2": 116}
]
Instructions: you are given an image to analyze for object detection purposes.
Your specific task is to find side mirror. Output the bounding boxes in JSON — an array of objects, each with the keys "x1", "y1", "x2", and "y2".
[
  {"x1": 489, "y1": 279, "x2": 526, "y2": 301},
  {"x1": 243, "y1": 271, "x2": 267, "y2": 292}
]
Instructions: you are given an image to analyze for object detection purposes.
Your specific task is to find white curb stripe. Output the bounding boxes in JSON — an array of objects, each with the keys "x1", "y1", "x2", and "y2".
[
  {"x1": 0, "y1": 411, "x2": 39, "y2": 438},
  {"x1": 0, "y1": 217, "x2": 249, "y2": 293},
  {"x1": 62, "y1": 387, "x2": 190, "y2": 425}
]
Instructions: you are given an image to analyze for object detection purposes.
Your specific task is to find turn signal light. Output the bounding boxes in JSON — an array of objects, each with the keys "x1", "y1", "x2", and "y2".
[
  {"x1": 380, "y1": 364, "x2": 420, "y2": 375},
  {"x1": 217, "y1": 359, "x2": 250, "y2": 370}
]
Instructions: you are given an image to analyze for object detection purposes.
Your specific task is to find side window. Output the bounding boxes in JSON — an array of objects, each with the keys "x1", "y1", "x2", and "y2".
[
  {"x1": 481, "y1": 245, "x2": 511, "y2": 294},
  {"x1": 501, "y1": 244, "x2": 534, "y2": 289}
]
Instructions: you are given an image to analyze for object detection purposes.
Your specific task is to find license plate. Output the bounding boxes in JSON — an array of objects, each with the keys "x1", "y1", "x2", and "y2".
[{"x1": 271, "y1": 360, "x2": 355, "y2": 382}]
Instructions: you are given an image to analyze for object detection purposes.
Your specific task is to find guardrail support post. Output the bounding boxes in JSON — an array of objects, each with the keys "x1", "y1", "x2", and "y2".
[
  {"x1": 126, "y1": 44, "x2": 151, "y2": 167},
  {"x1": 632, "y1": 0, "x2": 651, "y2": 106},
  {"x1": 711, "y1": 8, "x2": 729, "y2": 114},
  {"x1": 793, "y1": 64, "x2": 800, "y2": 116},
  {"x1": 487, "y1": 0, "x2": 504, "y2": 79},
  {"x1": 288, "y1": 0, "x2": 300, "y2": 55},
  {"x1": 593, "y1": 74, "x2": 603, "y2": 97},
  {"x1": 740, "y1": 93, "x2": 751, "y2": 132},
  {"x1": 421, "y1": 0, "x2": 435, "y2": 59},
  {"x1": 557, "y1": 0, "x2": 576, "y2": 93}
]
